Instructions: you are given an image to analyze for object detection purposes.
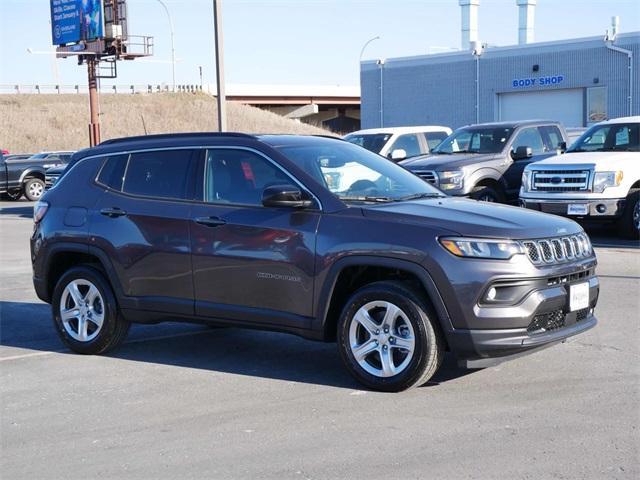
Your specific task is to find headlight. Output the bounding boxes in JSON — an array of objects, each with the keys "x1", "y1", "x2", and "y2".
[
  {"x1": 593, "y1": 171, "x2": 623, "y2": 193},
  {"x1": 437, "y1": 170, "x2": 464, "y2": 190},
  {"x1": 521, "y1": 170, "x2": 531, "y2": 192},
  {"x1": 439, "y1": 237, "x2": 524, "y2": 260}
]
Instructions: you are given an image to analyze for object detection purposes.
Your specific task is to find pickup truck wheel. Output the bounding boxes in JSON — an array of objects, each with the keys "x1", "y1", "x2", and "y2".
[
  {"x1": 337, "y1": 281, "x2": 444, "y2": 392},
  {"x1": 52, "y1": 266, "x2": 130, "y2": 355},
  {"x1": 24, "y1": 178, "x2": 45, "y2": 201},
  {"x1": 470, "y1": 185, "x2": 504, "y2": 203},
  {"x1": 617, "y1": 190, "x2": 640, "y2": 240}
]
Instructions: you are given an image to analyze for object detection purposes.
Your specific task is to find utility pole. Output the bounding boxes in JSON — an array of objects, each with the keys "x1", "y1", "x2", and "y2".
[
  {"x1": 87, "y1": 58, "x2": 101, "y2": 146},
  {"x1": 213, "y1": 0, "x2": 227, "y2": 131}
]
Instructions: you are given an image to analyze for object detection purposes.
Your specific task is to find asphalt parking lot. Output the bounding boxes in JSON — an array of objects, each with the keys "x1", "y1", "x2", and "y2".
[{"x1": 1, "y1": 199, "x2": 638, "y2": 479}]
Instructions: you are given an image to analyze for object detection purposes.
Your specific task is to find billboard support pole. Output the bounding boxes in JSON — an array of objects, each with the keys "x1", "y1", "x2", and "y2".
[
  {"x1": 213, "y1": 0, "x2": 227, "y2": 132},
  {"x1": 87, "y1": 58, "x2": 101, "y2": 147}
]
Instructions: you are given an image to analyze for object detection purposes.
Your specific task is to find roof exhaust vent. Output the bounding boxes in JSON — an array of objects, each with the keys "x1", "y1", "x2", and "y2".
[
  {"x1": 606, "y1": 15, "x2": 620, "y2": 42},
  {"x1": 459, "y1": 0, "x2": 480, "y2": 50},
  {"x1": 517, "y1": 0, "x2": 536, "y2": 44}
]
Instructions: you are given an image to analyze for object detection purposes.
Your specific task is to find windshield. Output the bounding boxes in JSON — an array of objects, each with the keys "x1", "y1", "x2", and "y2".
[
  {"x1": 276, "y1": 141, "x2": 443, "y2": 203},
  {"x1": 433, "y1": 127, "x2": 514, "y2": 154},
  {"x1": 344, "y1": 133, "x2": 392, "y2": 154},
  {"x1": 568, "y1": 123, "x2": 639, "y2": 152}
]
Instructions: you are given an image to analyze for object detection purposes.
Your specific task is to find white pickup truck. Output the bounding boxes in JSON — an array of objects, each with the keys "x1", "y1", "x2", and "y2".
[{"x1": 520, "y1": 116, "x2": 639, "y2": 239}]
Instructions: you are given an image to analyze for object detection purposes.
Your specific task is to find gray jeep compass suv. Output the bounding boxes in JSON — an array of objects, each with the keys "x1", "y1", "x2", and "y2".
[{"x1": 31, "y1": 133, "x2": 599, "y2": 392}]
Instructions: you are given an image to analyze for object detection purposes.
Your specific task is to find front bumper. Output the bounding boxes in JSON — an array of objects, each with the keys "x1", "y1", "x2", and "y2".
[{"x1": 520, "y1": 197, "x2": 625, "y2": 220}]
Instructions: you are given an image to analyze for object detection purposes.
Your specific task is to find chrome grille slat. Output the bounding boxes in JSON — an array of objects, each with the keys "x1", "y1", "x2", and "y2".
[
  {"x1": 520, "y1": 234, "x2": 592, "y2": 265},
  {"x1": 411, "y1": 169, "x2": 438, "y2": 187}
]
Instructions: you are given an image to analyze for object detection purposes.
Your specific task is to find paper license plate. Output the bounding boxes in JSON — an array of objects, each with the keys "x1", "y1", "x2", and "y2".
[
  {"x1": 567, "y1": 204, "x2": 589, "y2": 215},
  {"x1": 569, "y1": 282, "x2": 590, "y2": 312}
]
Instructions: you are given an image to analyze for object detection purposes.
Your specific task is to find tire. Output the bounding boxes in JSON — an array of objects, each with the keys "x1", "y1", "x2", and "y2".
[
  {"x1": 617, "y1": 190, "x2": 640, "y2": 240},
  {"x1": 24, "y1": 178, "x2": 45, "y2": 201},
  {"x1": 337, "y1": 281, "x2": 444, "y2": 392},
  {"x1": 470, "y1": 185, "x2": 504, "y2": 203},
  {"x1": 2, "y1": 189, "x2": 23, "y2": 201},
  {"x1": 51, "y1": 266, "x2": 130, "y2": 355}
]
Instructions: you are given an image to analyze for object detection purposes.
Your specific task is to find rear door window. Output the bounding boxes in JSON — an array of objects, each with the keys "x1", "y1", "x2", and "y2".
[
  {"x1": 96, "y1": 154, "x2": 129, "y2": 191},
  {"x1": 122, "y1": 149, "x2": 199, "y2": 200}
]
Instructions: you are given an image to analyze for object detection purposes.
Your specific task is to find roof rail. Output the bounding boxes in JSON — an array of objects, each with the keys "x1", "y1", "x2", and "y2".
[{"x1": 99, "y1": 132, "x2": 257, "y2": 146}]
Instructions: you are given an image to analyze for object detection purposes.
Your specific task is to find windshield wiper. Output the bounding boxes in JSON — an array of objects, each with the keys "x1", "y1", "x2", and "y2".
[
  {"x1": 433, "y1": 151, "x2": 452, "y2": 155},
  {"x1": 339, "y1": 195, "x2": 394, "y2": 203},
  {"x1": 396, "y1": 192, "x2": 445, "y2": 201},
  {"x1": 455, "y1": 150, "x2": 480, "y2": 154}
]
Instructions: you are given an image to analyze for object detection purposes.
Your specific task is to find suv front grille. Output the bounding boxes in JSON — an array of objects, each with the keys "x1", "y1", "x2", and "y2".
[
  {"x1": 411, "y1": 170, "x2": 438, "y2": 186},
  {"x1": 531, "y1": 169, "x2": 590, "y2": 192},
  {"x1": 521, "y1": 233, "x2": 592, "y2": 265}
]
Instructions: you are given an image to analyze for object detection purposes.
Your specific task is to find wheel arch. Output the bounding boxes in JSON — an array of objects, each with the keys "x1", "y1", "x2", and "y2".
[
  {"x1": 19, "y1": 168, "x2": 45, "y2": 184},
  {"x1": 316, "y1": 256, "x2": 453, "y2": 345}
]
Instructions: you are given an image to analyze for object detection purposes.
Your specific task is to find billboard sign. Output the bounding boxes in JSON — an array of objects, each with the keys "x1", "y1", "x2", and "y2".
[{"x1": 50, "y1": 0, "x2": 105, "y2": 46}]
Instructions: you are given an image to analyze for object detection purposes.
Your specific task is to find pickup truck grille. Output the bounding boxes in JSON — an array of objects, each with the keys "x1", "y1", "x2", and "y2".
[
  {"x1": 521, "y1": 233, "x2": 592, "y2": 265},
  {"x1": 531, "y1": 170, "x2": 590, "y2": 192},
  {"x1": 411, "y1": 170, "x2": 438, "y2": 187},
  {"x1": 45, "y1": 173, "x2": 61, "y2": 189}
]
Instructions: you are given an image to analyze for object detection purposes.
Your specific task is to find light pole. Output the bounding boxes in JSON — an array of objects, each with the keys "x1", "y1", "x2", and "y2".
[
  {"x1": 472, "y1": 41, "x2": 484, "y2": 124},
  {"x1": 376, "y1": 59, "x2": 385, "y2": 128},
  {"x1": 198, "y1": 65, "x2": 203, "y2": 90},
  {"x1": 213, "y1": 0, "x2": 227, "y2": 131},
  {"x1": 359, "y1": 35, "x2": 380, "y2": 63},
  {"x1": 154, "y1": 0, "x2": 176, "y2": 92}
]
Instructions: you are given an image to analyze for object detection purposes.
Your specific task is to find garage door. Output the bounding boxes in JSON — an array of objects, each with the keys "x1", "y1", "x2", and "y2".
[{"x1": 499, "y1": 89, "x2": 584, "y2": 127}]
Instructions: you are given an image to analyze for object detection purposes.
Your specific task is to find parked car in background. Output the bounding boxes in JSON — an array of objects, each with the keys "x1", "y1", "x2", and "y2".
[
  {"x1": 45, "y1": 165, "x2": 66, "y2": 190},
  {"x1": 401, "y1": 120, "x2": 568, "y2": 203},
  {"x1": 0, "y1": 151, "x2": 74, "y2": 201},
  {"x1": 32, "y1": 132, "x2": 599, "y2": 392},
  {"x1": 520, "y1": 116, "x2": 640, "y2": 238},
  {"x1": 344, "y1": 126, "x2": 452, "y2": 161}
]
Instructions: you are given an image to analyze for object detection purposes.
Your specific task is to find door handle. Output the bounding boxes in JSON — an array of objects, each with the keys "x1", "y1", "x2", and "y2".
[
  {"x1": 100, "y1": 207, "x2": 127, "y2": 218},
  {"x1": 194, "y1": 216, "x2": 226, "y2": 227}
]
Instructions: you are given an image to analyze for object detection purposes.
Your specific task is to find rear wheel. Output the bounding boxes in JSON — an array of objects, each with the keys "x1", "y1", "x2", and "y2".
[
  {"x1": 52, "y1": 266, "x2": 130, "y2": 354},
  {"x1": 617, "y1": 190, "x2": 639, "y2": 240},
  {"x1": 337, "y1": 281, "x2": 444, "y2": 392},
  {"x1": 24, "y1": 178, "x2": 45, "y2": 201}
]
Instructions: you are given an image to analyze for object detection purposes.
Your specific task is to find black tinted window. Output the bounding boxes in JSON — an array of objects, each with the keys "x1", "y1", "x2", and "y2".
[
  {"x1": 97, "y1": 154, "x2": 129, "y2": 191},
  {"x1": 122, "y1": 150, "x2": 197, "y2": 200},
  {"x1": 205, "y1": 149, "x2": 290, "y2": 206}
]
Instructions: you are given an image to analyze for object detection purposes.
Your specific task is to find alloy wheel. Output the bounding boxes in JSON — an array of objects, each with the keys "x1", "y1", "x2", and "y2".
[
  {"x1": 28, "y1": 181, "x2": 44, "y2": 199},
  {"x1": 633, "y1": 201, "x2": 640, "y2": 231},
  {"x1": 59, "y1": 279, "x2": 105, "y2": 342},
  {"x1": 348, "y1": 301, "x2": 416, "y2": 378}
]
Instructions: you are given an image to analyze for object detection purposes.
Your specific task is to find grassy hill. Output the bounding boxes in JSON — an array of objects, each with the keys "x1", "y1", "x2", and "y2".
[{"x1": 0, "y1": 93, "x2": 332, "y2": 153}]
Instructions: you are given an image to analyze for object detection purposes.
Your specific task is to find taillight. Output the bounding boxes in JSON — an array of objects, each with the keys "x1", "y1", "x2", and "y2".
[{"x1": 33, "y1": 201, "x2": 49, "y2": 223}]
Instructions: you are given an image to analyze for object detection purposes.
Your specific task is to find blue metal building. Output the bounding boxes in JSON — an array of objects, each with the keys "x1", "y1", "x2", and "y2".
[{"x1": 360, "y1": 32, "x2": 639, "y2": 130}]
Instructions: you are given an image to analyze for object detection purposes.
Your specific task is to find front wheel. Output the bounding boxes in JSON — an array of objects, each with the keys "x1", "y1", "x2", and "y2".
[
  {"x1": 617, "y1": 190, "x2": 639, "y2": 240},
  {"x1": 470, "y1": 185, "x2": 504, "y2": 203},
  {"x1": 24, "y1": 178, "x2": 45, "y2": 201},
  {"x1": 52, "y1": 266, "x2": 130, "y2": 355},
  {"x1": 337, "y1": 281, "x2": 444, "y2": 392}
]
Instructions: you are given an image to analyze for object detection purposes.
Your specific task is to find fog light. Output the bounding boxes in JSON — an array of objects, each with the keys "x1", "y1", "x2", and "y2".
[
  {"x1": 487, "y1": 287, "x2": 497, "y2": 301},
  {"x1": 596, "y1": 204, "x2": 606, "y2": 214}
]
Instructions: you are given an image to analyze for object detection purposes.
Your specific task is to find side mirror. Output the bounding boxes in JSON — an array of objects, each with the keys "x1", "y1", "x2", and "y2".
[
  {"x1": 558, "y1": 141, "x2": 567, "y2": 153},
  {"x1": 262, "y1": 184, "x2": 313, "y2": 209},
  {"x1": 389, "y1": 149, "x2": 407, "y2": 161},
  {"x1": 512, "y1": 146, "x2": 533, "y2": 160}
]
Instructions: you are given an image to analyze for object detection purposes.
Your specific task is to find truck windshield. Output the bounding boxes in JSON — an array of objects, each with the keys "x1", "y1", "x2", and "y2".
[
  {"x1": 277, "y1": 141, "x2": 443, "y2": 203},
  {"x1": 433, "y1": 127, "x2": 514, "y2": 154},
  {"x1": 343, "y1": 133, "x2": 392, "y2": 154},
  {"x1": 568, "y1": 123, "x2": 639, "y2": 152}
]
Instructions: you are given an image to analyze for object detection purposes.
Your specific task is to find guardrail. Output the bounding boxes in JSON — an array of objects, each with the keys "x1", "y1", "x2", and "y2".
[{"x1": 0, "y1": 84, "x2": 210, "y2": 95}]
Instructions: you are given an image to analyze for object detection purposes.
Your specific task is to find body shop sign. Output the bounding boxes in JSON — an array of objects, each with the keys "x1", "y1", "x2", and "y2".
[
  {"x1": 512, "y1": 75, "x2": 565, "y2": 88},
  {"x1": 50, "y1": 0, "x2": 104, "y2": 46}
]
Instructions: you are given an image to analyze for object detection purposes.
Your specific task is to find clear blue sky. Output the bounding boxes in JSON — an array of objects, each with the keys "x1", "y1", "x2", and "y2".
[{"x1": 1, "y1": 0, "x2": 639, "y2": 87}]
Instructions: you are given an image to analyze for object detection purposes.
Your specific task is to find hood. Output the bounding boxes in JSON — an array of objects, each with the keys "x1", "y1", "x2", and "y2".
[
  {"x1": 526, "y1": 151, "x2": 636, "y2": 171},
  {"x1": 362, "y1": 197, "x2": 582, "y2": 240},
  {"x1": 400, "y1": 152, "x2": 499, "y2": 171}
]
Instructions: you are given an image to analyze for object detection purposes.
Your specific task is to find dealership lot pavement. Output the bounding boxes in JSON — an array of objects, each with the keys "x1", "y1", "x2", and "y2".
[{"x1": 1, "y1": 200, "x2": 638, "y2": 479}]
